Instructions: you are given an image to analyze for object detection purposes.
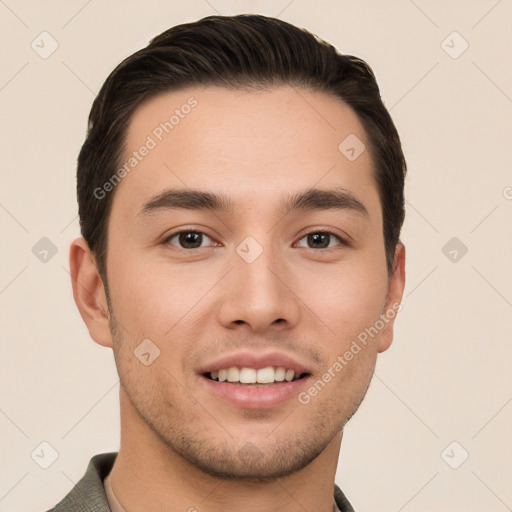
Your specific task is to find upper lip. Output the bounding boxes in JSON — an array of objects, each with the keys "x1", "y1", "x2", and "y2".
[{"x1": 197, "y1": 350, "x2": 311, "y2": 375}]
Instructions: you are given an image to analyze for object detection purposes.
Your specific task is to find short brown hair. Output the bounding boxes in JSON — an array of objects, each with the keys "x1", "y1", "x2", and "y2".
[{"x1": 77, "y1": 14, "x2": 406, "y2": 282}]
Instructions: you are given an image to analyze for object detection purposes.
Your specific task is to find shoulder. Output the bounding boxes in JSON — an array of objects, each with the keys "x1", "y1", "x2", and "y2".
[
  {"x1": 334, "y1": 483, "x2": 356, "y2": 512},
  {"x1": 44, "y1": 452, "x2": 118, "y2": 512}
]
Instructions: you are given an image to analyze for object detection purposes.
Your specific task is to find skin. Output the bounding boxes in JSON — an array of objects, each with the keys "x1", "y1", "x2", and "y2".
[{"x1": 70, "y1": 85, "x2": 405, "y2": 512}]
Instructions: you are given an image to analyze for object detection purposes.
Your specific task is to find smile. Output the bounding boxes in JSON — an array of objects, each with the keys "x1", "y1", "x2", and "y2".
[{"x1": 205, "y1": 366, "x2": 308, "y2": 384}]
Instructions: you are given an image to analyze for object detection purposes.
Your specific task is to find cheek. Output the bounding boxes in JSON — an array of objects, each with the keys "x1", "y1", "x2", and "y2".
[
  {"x1": 303, "y1": 261, "x2": 388, "y2": 336},
  {"x1": 107, "y1": 254, "x2": 216, "y2": 342},
  {"x1": 107, "y1": 266, "x2": 194, "y2": 387}
]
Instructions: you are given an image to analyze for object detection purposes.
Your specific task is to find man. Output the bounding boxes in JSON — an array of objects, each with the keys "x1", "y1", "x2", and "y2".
[{"x1": 48, "y1": 13, "x2": 406, "y2": 512}]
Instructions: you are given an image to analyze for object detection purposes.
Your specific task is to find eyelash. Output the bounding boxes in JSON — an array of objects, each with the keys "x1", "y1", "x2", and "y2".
[{"x1": 163, "y1": 229, "x2": 349, "y2": 251}]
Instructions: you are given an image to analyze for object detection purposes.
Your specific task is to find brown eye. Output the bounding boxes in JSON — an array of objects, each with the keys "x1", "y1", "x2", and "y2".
[
  {"x1": 296, "y1": 231, "x2": 344, "y2": 249},
  {"x1": 167, "y1": 231, "x2": 213, "y2": 249}
]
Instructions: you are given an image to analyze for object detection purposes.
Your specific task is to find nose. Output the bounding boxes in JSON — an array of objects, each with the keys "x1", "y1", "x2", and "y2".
[{"x1": 217, "y1": 242, "x2": 301, "y2": 333}]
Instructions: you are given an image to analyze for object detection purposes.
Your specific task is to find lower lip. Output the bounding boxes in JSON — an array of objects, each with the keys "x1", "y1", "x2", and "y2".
[{"x1": 199, "y1": 375, "x2": 311, "y2": 410}]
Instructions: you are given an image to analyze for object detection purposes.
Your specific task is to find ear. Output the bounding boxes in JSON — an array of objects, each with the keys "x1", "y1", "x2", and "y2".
[
  {"x1": 69, "y1": 237, "x2": 113, "y2": 348},
  {"x1": 377, "y1": 242, "x2": 406, "y2": 353}
]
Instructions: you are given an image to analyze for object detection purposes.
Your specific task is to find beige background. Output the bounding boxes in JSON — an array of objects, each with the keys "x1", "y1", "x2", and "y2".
[{"x1": 1, "y1": 1, "x2": 511, "y2": 511}]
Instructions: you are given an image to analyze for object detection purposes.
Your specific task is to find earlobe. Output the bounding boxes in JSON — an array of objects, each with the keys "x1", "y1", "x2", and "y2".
[
  {"x1": 69, "y1": 237, "x2": 113, "y2": 348},
  {"x1": 377, "y1": 242, "x2": 406, "y2": 353}
]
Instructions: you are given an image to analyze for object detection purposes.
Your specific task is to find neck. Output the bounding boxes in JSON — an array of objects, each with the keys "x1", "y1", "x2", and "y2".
[{"x1": 108, "y1": 389, "x2": 343, "y2": 512}]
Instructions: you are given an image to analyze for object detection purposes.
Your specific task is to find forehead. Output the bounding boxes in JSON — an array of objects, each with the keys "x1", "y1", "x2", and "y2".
[{"x1": 113, "y1": 85, "x2": 380, "y2": 220}]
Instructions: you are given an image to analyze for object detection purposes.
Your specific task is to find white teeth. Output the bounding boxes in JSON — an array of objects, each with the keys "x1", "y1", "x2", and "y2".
[
  {"x1": 239, "y1": 368, "x2": 256, "y2": 383},
  {"x1": 227, "y1": 367, "x2": 239, "y2": 382},
  {"x1": 274, "y1": 367, "x2": 285, "y2": 381},
  {"x1": 207, "y1": 366, "x2": 302, "y2": 384},
  {"x1": 256, "y1": 366, "x2": 275, "y2": 384},
  {"x1": 285, "y1": 369, "x2": 295, "y2": 382}
]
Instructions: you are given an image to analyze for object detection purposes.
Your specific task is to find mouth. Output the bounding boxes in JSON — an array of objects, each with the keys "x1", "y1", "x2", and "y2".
[
  {"x1": 199, "y1": 368, "x2": 312, "y2": 409},
  {"x1": 197, "y1": 352, "x2": 313, "y2": 409},
  {"x1": 203, "y1": 366, "x2": 310, "y2": 385},
  {"x1": 198, "y1": 365, "x2": 312, "y2": 412}
]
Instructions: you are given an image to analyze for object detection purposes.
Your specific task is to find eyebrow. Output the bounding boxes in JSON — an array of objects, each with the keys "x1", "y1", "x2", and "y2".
[{"x1": 137, "y1": 187, "x2": 369, "y2": 219}]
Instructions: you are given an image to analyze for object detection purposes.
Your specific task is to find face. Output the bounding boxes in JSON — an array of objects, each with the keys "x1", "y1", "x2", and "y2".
[{"x1": 96, "y1": 85, "x2": 404, "y2": 480}]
